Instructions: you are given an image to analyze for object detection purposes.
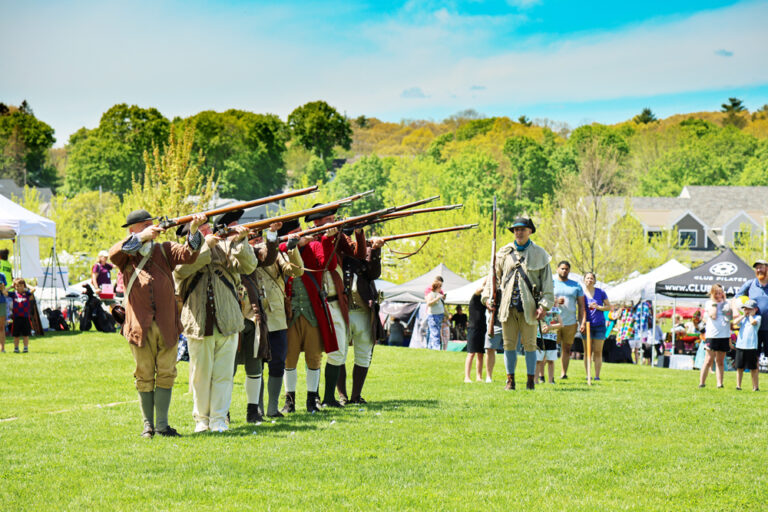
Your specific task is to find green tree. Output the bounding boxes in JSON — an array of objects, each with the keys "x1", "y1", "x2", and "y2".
[
  {"x1": 180, "y1": 110, "x2": 288, "y2": 200},
  {"x1": 502, "y1": 135, "x2": 553, "y2": 220},
  {"x1": 0, "y1": 101, "x2": 57, "y2": 188},
  {"x1": 328, "y1": 155, "x2": 394, "y2": 216},
  {"x1": 288, "y1": 101, "x2": 352, "y2": 162},
  {"x1": 722, "y1": 97, "x2": 746, "y2": 113},
  {"x1": 64, "y1": 104, "x2": 170, "y2": 195},
  {"x1": 517, "y1": 115, "x2": 532, "y2": 127},
  {"x1": 633, "y1": 108, "x2": 657, "y2": 124}
]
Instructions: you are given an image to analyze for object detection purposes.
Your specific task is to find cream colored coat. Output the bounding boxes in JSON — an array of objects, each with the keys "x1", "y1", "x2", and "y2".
[
  {"x1": 482, "y1": 241, "x2": 554, "y2": 325},
  {"x1": 174, "y1": 237, "x2": 258, "y2": 340},
  {"x1": 253, "y1": 248, "x2": 303, "y2": 332}
]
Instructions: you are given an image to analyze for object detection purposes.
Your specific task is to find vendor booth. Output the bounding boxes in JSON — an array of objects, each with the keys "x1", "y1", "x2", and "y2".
[{"x1": 654, "y1": 248, "x2": 754, "y2": 369}]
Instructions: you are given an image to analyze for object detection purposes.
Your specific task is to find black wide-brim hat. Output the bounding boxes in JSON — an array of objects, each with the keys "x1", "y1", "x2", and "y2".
[
  {"x1": 122, "y1": 209, "x2": 157, "y2": 228},
  {"x1": 214, "y1": 210, "x2": 244, "y2": 230},
  {"x1": 278, "y1": 219, "x2": 301, "y2": 237},
  {"x1": 305, "y1": 203, "x2": 337, "y2": 223},
  {"x1": 507, "y1": 217, "x2": 536, "y2": 234}
]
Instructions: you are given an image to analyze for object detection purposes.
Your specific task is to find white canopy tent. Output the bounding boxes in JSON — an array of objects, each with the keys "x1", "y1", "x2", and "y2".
[
  {"x1": 382, "y1": 263, "x2": 471, "y2": 302},
  {"x1": 0, "y1": 195, "x2": 56, "y2": 280},
  {"x1": 606, "y1": 259, "x2": 689, "y2": 304}
]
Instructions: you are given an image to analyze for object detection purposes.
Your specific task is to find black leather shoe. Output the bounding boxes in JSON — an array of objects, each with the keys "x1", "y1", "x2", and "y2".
[
  {"x1": 246, "y1": 403, "x2": 263, "y2": 423},
  {"x1": 306, "y1": 392, "x2": 321, "y2": 413},
  {"x1": 321, "y1": 399, "x2": 344, "y2": 408},
  {"x1": 348, "y1": 396, "x2": 367, "y2": 404},
  {"x1": 281, "y1": 392, "x2": 296, "y2": 414},
  {"x1": 156, "y1": 426, "x2": 182, "y2": 437},
  {"x1": 266, "y1": 410, "x2": 284, "y2": 418},
  {"x1": 338, "y1": 394, "x2": 349, "y2": 406}
]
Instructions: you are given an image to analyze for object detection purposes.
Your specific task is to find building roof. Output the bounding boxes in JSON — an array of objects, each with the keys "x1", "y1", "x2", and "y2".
[{"x1": 0, "y1": 179, "x2": 53, "y2": 204}]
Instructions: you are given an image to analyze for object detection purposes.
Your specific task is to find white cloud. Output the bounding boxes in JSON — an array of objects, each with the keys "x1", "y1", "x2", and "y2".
[{"x1": 401, "y1": 87, "x2": 429, "y2": 99}]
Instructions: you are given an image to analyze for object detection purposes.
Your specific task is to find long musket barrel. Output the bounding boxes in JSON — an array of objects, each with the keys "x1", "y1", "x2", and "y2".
[
  {"x1": 223, "y1": 190, "x2": 375, "y2": 237},
  {"x1": 371, "y1": 204, "x2": 463, "y2": 223},
  {"x1": 487, "y1": 196, "x2": 497, "y2": 338},
  {"x1": 340, "y1": 196, "x2": 442, "y2": 229},
  {"x1": 158, "y1": 185, "x2": 319, "y2": 229},
  {"x1": 379, "y1": 224, "x2": 478, "y2": 242},
  {"x1": 278, "y1": 205, "x2": 399, "y2": 242}
]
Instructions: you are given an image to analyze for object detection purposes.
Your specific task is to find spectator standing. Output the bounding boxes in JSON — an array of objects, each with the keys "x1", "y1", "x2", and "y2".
[
  {"x1": 698, "y1": 284, "x2": 732, "y2": 389},
  {"x1": 464, "y1": 285, "x2": 487, "y2": 382},
  {"x1": 0, "y1": 272, "x2": 7, "y2": 353},
  {"x1": 91, "y1": 250, "x2": 114, "y2": 291},
  {"x1": 0, "y1": 249, "x2": 11, "y2": 291},
  {"x1": 8, "y1": 278, "x2": 33, "y2": 353},
  {"x1": 552, "y1": 261, "x2": 585, "y2": 379},
  {"x1": 426, "y1": 279, "x2": 446, "y2": 351},
  {"x1": 733, "y1": 299, "x2": 761, "y2": 391},
  {"x1": 737, "y1": 259, "x2": 768, "y2": 361},
  {"x1": 536, "y1": 306, "x2": 562, "y2": 384},
  {"x1": 582, "y1": 272, "x2": 611, "y2": 381},
  {"x1": 451, "y1": 305, "x2": 468, "y2": 340}
]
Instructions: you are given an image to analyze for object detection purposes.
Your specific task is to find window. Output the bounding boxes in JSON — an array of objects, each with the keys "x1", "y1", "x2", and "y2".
[
  {"x1": 678, "y1": 229, "x2": 697, "y2": 248},
  {"x1": 647, "y1": 230, "x2": 662, "y2": 242}
]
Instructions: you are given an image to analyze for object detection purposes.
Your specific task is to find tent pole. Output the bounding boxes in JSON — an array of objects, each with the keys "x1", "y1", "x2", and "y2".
[
  {"x1": 671, "y1": 299, "x2": 677, "y2": 360},
  {"x1": 652, "y1": 294, "x2": 657, "y2": 368}
]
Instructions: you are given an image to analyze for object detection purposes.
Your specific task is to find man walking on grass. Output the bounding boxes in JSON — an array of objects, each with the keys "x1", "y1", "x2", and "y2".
[
  {"x1": 483, "y1": 217, "x2": 553, "y2": 391},
  {"x1": 553, "y1": 261, "x2": 585, "y2": 379},
  {"x1": 109, "y1": 209, "x2": 206, "y2": 438}
]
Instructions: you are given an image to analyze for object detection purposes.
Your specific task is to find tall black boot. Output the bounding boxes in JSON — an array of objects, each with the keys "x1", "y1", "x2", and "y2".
[
  {"x1": 526, "y1": 374, "x2": 535, "y2": 390},
  {"x1": 349, "y1": 365, "x2": 369, "y2": 404},
  {"x1": 306, "y1": 391, "x2": 321, "y2": 413},
  {"x1": 336, "y1": 365, "x2": 348, "y2": 405},
  {"x1": 322, "y1": 363, "x2": 344, "y2": 407},
  {"x1": 280, "y1": 391, "x2": 296, "y2": 414}
]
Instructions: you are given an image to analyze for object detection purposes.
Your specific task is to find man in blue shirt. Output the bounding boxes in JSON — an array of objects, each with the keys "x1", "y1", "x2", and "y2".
[
  {"x1": 552, "y1": 261, "x2": 585, "y2": 379},
  {"x1": 737, "y1": 258, "x2": 768, "y2": 359}
]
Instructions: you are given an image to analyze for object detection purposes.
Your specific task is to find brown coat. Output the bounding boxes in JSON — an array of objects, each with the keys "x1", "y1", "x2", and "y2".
[{"x1": 109, "y1": 239, "x2": 200, "y2": 348}]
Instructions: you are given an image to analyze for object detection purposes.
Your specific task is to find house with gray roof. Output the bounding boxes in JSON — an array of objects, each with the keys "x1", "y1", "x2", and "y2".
[{"x1": 605, "y1": 186, "x2": 768, "y2": 259}]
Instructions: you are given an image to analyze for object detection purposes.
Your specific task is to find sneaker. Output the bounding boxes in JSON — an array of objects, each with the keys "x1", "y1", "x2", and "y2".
[
  {"x1": 210, "y1": 424, "x2": 228, "y2": 433},
  {"x1": 156, "y1": 426, "x2": 182, "y2": 437},
  {"x1": 736, "y1": 386, "x2": 742, "y2": 391},
  {"x1": 464, "y1": 378, "x2": 472, "y2": 383},
  {"x1": 698, "y1": 384, "x2": 705, "y2": 388},
  {"x1": 194, "y1": 422, "x2": 209, "y2": 433},
  {"x1": 538, "y1": 376, "x2": 545, "y2": 384},
  {"x1": 560, "y1": 374, "x2": 568, "y2": 380},
  {"x1": 14, "y1": 348, "x2": 19, "y2": 353},
  {"x1": 485, "y1": 377, "x2": 492, "y2": 383},
  {"x1": 594, "y1": 377, "x2": 600, "y2": 381}
]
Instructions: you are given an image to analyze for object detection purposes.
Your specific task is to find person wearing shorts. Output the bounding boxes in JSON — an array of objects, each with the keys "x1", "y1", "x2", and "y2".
[
  {"x1": 8, "y1": 278, "x2": 33, "y2": 353},
  {"x1": 733, "y1": 299, "x2": 760, "y2": 391},
  {"x1": 553, "y1": 261, "x2": 585, "y2": 379},
  {"x1": 699, "y1": 284, "x2": 732, "y2": 389},
  {"x1": 536, "y1": 306, "x2": 562, "y2": 384},
  {"x1": 582, "y1": 272, "x2": 610, "y2": 381}
]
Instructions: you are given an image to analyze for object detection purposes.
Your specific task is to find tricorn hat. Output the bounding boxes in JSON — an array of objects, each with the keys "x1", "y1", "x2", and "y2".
[
  {"x1": 214, "y1": 210, "x2": 244, "y2": 230},
  {"x1": 305, "y1": 203, "x2": 337, "y2": 223},
  {"x1": 278, "y1": 219, "x2": 301, "y2": 237},
  {"x1": 122, "y1": 209, "x2": 157, "y2": 228},
  {"x1": 507, "y1": 217, "x2": 536, "y2": 234}
]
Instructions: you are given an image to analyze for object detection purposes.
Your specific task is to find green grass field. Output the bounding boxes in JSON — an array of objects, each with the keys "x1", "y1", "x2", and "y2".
[{"x1": 1, "y1": 331, "x2": 767, "y2": 511}]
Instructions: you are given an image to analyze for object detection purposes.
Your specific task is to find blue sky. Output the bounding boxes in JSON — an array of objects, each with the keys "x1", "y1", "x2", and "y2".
[{"x1": 1, "y1": 0, "x2": 767, "y2": 146}]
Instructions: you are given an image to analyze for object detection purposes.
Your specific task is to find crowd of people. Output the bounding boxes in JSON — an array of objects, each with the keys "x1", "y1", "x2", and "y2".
[{"x1": 110, "y1": 204, "x2": 386, "y2": 438}]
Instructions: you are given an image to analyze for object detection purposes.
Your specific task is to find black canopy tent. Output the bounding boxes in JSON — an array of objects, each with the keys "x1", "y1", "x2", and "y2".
[
  {"x1": 653, "y1": 248, "x2": 754, "y2": 363},
  {"x1": 655, "y1": 248, "x2": 753, "y2": 298}
]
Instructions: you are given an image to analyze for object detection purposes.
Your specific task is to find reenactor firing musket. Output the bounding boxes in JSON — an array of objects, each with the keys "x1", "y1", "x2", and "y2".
[
  {"x1": 219, "y1": 190, "x2": 375, "y2": 238},
  {"x1": 157, "y1": 185, "x2": 319, "y2": 230},
  {"x1": 378, "y1": 224, "x2": 478, "y2": 243}
]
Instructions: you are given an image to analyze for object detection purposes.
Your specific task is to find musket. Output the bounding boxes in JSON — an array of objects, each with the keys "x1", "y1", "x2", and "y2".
[
  {"x1": 340, "y1": 196, "x2": 442, "y2": 230},
  {"x1": 379, "y1": 224, "x2": 478, "y2": 243},
  {"x1": 221, "y1": 190, "x2": 375, "y2": 238},
  {"x1": 487, "y1": 196, "x2": 497, "y2": 339},
  {"x1": 278, "y1": 205, "x2": 399, "y2": 242},
  {"x1": 157, "y1": 185, "x2": 319, "y2": 229},
  {"x1": 363, "y1": 204, "x2": 463, "y2": 226}
]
